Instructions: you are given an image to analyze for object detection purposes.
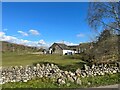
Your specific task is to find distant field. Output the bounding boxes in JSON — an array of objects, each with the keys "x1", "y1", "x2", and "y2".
[{"x1": 2, "y1": 52, "x2": 86, "y2": 71}]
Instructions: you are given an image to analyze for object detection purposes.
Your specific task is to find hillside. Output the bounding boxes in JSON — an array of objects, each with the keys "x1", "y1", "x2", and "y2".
[
  {"x1": 88, "y1": 34, "x2": 119, "y2": 63},
  {"x1": 1, "y1": 41, "x2": 38, "y2": 53}
]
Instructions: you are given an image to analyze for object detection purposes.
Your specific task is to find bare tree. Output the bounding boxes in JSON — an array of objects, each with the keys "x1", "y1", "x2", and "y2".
[
  {"x1": 86, "y1": 2, "x2": 120, "y2": 63},
  {"x1": 87, "y1": 2, "x2": 120, "y2": 32}
]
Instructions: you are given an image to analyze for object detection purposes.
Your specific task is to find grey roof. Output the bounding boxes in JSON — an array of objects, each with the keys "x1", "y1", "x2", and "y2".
[
  {"x1": 57, "y1": 43, "x2": 70, "y2": 50},
  {"x1": 50, "y1": 43, "x2": 70, "y2": 50},
  {"x1": 68, "y1": 45, "x2": 79, "y2": 48}
]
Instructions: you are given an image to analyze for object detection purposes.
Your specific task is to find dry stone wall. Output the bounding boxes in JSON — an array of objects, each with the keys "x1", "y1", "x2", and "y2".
[{"x1": 0, "y1": 63, "x2": 120, "y2": 85}]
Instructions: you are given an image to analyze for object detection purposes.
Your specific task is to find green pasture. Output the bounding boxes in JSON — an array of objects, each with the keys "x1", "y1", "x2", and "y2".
[
  {"x1": 1, "y1": 52, "x2": 120, "y2": 88},
  {"x1": 2, "y1": 73, "x2": 120, "y2": 88},
  {"x1": 2, "y1": 52, "x2": 86, "y2": 71}
]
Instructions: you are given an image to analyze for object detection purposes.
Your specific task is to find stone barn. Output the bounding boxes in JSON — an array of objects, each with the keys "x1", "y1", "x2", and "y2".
[
  {"x1": 49, "y1": 43, "x2": 77, "y2": 55},
  {"x1": 68, "y1": 45, "x2": 79, "y2": 54}
]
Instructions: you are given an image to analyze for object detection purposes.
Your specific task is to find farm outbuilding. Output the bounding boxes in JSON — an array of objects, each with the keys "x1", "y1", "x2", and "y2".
[{"x1": 49, "y1": 43, "x2": 78, "y2": 55}]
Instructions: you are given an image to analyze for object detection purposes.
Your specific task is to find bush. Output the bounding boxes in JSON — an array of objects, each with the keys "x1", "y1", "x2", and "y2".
[
  {"x1": 63, "y1": 54, "x2": 82, "y2": 60},
  {"x1": 79, "y1": 52, "x2": 94, "y2": 63}
]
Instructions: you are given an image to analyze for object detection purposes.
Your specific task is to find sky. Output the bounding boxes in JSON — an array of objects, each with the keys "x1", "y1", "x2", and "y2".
[{"x1": 1, "y1": 2, "x2": 96, "y2": 47}]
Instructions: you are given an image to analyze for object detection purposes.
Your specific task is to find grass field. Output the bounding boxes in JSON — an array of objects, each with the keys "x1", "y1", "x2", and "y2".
[
  {"x1": 2, "y1": 52, "x2": 86, "y2": 71},
  {"x1": 2, "y1": 73, "x2": 120, "y2": 88},
  {"x1": 2, "y1": 52, "x2": 120, "y2": 88}
]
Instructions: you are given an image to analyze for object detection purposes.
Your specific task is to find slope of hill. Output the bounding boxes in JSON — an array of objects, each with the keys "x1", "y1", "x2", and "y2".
[
  {"x1": 1, "y1": 41, "x2": 38, "y2": 53},
  {"x1": 89, "y1": 34, "x2": 119, "y2": 63}
]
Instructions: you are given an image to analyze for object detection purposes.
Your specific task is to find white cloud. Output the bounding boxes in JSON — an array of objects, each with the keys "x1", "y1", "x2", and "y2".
[
  {"x1": 0, "y1": 32, "x2": 5, "y2": 37},
  {"x1": 0, "y1": 32, "x2": 18, "y2": 43},
  {"x1": 38, "y1": 39, "x2": 46, "y2": 45},
  {"x1": 3, "y1": 28, "x2": 8, "y2": 31},
  {"x1": 18, "y1": 31, "x2": 28, "y2": 36},
  {"x1": 29, "y1": 29, "x2": 40, "y2": 35},
  {"x1": 0, "y1": 32, "x2": 79, "y2": 48},
  {"x1": 76, "y1": 33, "x2": 85, "y2": 37},
  {"x1": 64, "y1": 41, "x2": 78, "y2": 46},
  {"x1": 0, "y1": 31, "x2": 47, "y2": 47},
  {"x1": 56, "y1": 40, "x2": 79, "y2": 46},
  {"x1": 2, "y1": 36, "x2": 17, "y2": 43}
]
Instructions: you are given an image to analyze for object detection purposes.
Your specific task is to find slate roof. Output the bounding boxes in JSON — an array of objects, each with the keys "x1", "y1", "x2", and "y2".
[
  {"x1": 49, "y1": 43, "x2": 72, "y2": 50},
  {"x1": 55, "y1": 43, "x2": 70, "y2": 50},
  {"x1": 68, "y1": 45, "x2": 79, "y2": 48}
]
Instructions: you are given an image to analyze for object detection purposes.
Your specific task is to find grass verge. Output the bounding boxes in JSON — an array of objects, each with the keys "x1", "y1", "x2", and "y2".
[{"x1": 2, "y1": 73, "x2": 120, "y2": 88}]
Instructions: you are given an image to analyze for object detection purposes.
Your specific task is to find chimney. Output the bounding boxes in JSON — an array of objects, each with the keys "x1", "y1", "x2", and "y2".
[{"x1": 62, "y1": 40, "x2": 64, "y2": 44}]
